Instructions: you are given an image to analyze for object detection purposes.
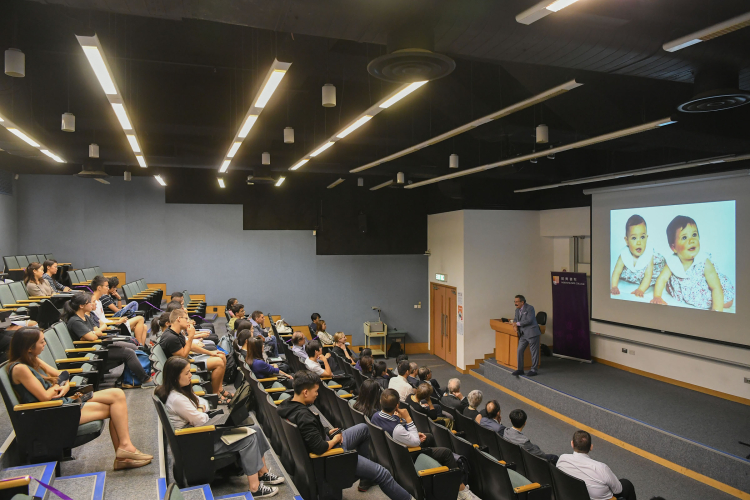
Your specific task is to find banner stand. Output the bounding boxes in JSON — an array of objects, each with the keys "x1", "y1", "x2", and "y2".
[{"x1": 551, "y1": 272, "x2": 592, "y2": 363}]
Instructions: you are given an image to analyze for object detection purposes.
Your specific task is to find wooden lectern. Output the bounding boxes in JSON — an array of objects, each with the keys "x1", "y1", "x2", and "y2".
[{"x1": 490, "y1": 319, "x2": 543, "y2": 371}]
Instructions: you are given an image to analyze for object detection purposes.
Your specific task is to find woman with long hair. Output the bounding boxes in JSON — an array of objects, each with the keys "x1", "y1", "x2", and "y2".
[
  {"x1": 150, "y1": 312, "x2": 171, "y2": 339},
  {"x1": 352, "y1": 378, "x2": 382, "y2": 418},
  {"x1": 315, "y1": 321, "x2": 333, "y2": 345},
  {"x1": 24, "y1": 262, "x2": 55, "y2": 297},
  {"x1": 42, "y1": 260, "x2": 71, "y2": 293},
  {"x1": 238, "y1": 333, "x2": 293, "y2": 381},
  {"x1": 62, "y1": 292, "x2": 154, "y2": 388},
  {"x1": 7, "y1": 327, "x2": 152, "y2": 469},
  {"x1": 155, "y1": 357, "x2": 283, "y2": 497},
  {"x1": 331, "y1": 332, "x2": 358, "y2": 364},
  {"x1": 226, "y1": 298, "x2": 238, "y2": 318},
  {"x1": 358, "y1": 355, "x2": 374, "y2": 378},
  {"x1": 372, "y1": 360, "x2": 391, "y2": 390}
]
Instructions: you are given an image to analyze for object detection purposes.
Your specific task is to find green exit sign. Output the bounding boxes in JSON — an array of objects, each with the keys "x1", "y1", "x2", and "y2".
[{"x1": 435, "y1": 273, "x2": 447, "y2": 282}]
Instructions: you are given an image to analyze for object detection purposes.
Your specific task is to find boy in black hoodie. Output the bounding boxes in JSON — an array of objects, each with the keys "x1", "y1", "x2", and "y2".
[{"x1": 277, "y1": 371, "x2": 414, "y2": 500}]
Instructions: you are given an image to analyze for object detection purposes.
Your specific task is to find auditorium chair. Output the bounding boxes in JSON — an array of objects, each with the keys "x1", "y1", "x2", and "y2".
[
  {"x1": 497, "y1": 435, "x2": 528, "y2": 477},
  {"x1": 449, "y1": 433, "x2": 488, "y2": 496},
  {"x1": 384, "y1": 430, "x2": 463, "y2": 500},
  {"x1": 38, "y1": 337, "x2": 99, "y2": 389},
  {"x1": 0, "y1": 284, "x2": 39, "y2": 321},
  {"x1": 0, "y1": 475, "x2": 33, "y2": 498},
  {"x1": 52, "y1": 322, "x2": 114, "y2": 373},
  {"x1": 407, "y1": 406, "x2": 432, "y2": 435},
  {"x1": 454, "y1": 411, "x2": 481, "y2": 445},
  {"x1": 15, "y1": 256, "x2": 29, "y2": 268},
  {"x1": 150, "y1": 345, "x2": 211, "y2": 394},
  {"x1": 0, "y1": 361, "x2": 105, "y2": 466},
  {"x1": 474, "y1": 446, "x2": 550, "y2": 500},
  {"x1": 152, "y1": 395, "x2": 243, "y2": 487},
  {"x1": 427, "y1": 419, "x2": 456, "y2": 451},
  {"x1": 475, "y1": 420, "x2": 503, "y2": 460},
  {"x1": 349, "y1": 404, "x2": 367, "y2": 426},
  {"x1": 280, "y1": 417, "x2": 358, "y2": 500},
  {"x1": 520, "y1": 447, "x2": 557, "y2": 499},
  {"x1": 333, "y1": 390, "x2": 356, "y2": 428},
  {"x1": 365, "y1": 416, "x2": 398, "y2": 476},
  {"x1": 42, "y1": 328, "x2": 102, "y2": 389},
  {"x1": 2, "y1": 256, "x2": 24, "y2": 281},
  {"x1": 548, "y1": 463, "x2": 592, "y2": 500},
  {"x1": 82, "y1": 268, "x2": 97, "y2": 281}
]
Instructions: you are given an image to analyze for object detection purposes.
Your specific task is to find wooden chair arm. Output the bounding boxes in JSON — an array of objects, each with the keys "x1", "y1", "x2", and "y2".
[
  {"x1": 194, "y1": 390, "x2": 206, "y2": 396},
  {"x1": 73, "y1": 340, "x2": 102, "y2": 344},
  {"x1": 14, "y1": 400, "x2": 63, "y2": 411},
  {"x1": 175, "y1": 425, "x2": 215, "y2": 435},
  {"x1": 513, "y1": 483, "x2": 541, "y2": 494},
  {"x1": 408, "y1": 446, "x2": 421, "y2": 452},
  {"x1": 55, "y1": 357, "x2": 91, "y2": 363},
  {"x1": 0, "y1": 476, "x2": 32, "y2": 488},
  {"x1": 2, "y1": 304, "x2": 26, "y2": 308},
  {"x1": 265, "y1": 387, "x2": 287, "y2": 393},
  {"x1": 16, "y1": 299, "x2": 41, "y2": 303},
  {"x1": 326, "y1": 384, "x2": 342, "y2": 389},
  {"x1": 66, "y1": 348, "x2": 98, "y2": 352},
  {"x1": 257, "y1": 377, "x2": 279, "y2": 382},
  {"x1": 417, "y1": 466, "x2": 450, "y2": 476},
  {"x1": 30, "y1": 296, "x2": 53, "y2": 299},
  {"x1": 67, "y1": 368, "x2": 84, "y2": 374},
  {"x1": 274, "y1": 399, "x2": 285, "y2": 405},
  {"x1": 339, "y1": 393, "x2": 354, "y2": 399},
  {"x1": 310, "y1": 447, "x2": 344, "y2": 458}
]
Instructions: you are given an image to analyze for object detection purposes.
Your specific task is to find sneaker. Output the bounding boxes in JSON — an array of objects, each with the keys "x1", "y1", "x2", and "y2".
[
  {"x1": 259, "y1": 471, "x2": 285, "y2": 485},
  {"x1": 457, "y1": 485, "x2": 481, "y2": 500},
  {"x1": 140, "y1": 378, "x2": 157, "y2": 388},
  {"x1": 251, "y1": 484, "x2": 278, "y2": 498}
]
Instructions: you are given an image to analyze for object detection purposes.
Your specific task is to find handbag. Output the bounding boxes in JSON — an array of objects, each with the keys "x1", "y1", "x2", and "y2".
[{"x1": 276, "y1": 319, "x2": 292, "y2": 333}]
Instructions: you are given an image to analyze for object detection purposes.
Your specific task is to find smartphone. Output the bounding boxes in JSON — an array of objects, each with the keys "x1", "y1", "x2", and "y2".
[
  {"x1": 57, "y1": 371, "x2": 70, "y2": 385},
  {"x1": 330, "y1": 428, "x2": 342, "y2": 437}
]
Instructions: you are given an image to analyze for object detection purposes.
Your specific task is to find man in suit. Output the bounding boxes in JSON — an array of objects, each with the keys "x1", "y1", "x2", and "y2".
[{"x1": 512, "y1": 294, "x2": 542, "y2": 376}]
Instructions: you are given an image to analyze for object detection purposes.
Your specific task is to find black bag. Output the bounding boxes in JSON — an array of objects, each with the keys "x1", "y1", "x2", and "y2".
[
  {"x1": 223, "y1": 352, "x2": 237, "y2": 385},
  {"x1": 387, "y1": 341, "x2": 403, "y2": 358},
  {"x1": 228, "y1": 380, "x2": 254, "y2": 415}
]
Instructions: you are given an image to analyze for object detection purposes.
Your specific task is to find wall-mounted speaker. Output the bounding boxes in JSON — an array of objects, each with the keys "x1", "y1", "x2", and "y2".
[{"x1": 358, "y1": 213, "x2": 367, "y2": 233}]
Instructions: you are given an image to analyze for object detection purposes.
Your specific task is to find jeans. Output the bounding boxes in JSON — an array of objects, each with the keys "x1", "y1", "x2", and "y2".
[
  {"x1": 318, "y1": 423, "x2": 411, "y2": 500},
  {"x1": 265, "y1": 335, "x2": 279, "y2": 357},
  {"x1": 113, "y1": 301, "x2": 139, "y2": 317}
]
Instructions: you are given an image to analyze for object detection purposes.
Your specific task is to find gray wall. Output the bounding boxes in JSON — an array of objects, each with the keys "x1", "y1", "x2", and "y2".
[
  {"x1": 16, "y1": 175, "x2": 428, "y2": 345},
  {"x1": 0, "y1": 176, "x2": 17, "y2": 258}
]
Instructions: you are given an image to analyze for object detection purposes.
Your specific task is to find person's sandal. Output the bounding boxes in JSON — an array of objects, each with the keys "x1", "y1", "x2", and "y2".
[{"x1": 220, "y1": 390, "x2": 234, "y2": 401}]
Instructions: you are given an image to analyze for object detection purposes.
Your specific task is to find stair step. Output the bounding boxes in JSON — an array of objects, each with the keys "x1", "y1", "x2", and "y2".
[
  {"x1": 180, "y1": 484, "x2": 214, "y2": 500},
  {"x1": 215, "y1": 493, "x2": 252, "y2": 500},
  {"x1": 0, "y1": 461, "x2": 56, "y2": 499},
  {"x1": 54, "y1": 471, "x2": 106, "y2": 500}
]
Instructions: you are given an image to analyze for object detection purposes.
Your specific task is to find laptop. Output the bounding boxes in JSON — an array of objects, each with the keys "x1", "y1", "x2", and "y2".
[{"x1": 205, "y1": 402, "x2": 250, "y2": 427}]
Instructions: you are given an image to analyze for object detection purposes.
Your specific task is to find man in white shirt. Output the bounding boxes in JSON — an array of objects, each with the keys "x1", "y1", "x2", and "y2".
[
  {"x1": 303, "y1": 341, "x2": 333, "y2": 378},
  {"x1": 388, "y1": 360, "x2": 416, "y2": 402},
  {"x1": 556, "y1": 430, "x2": 636, "y2": 500}
]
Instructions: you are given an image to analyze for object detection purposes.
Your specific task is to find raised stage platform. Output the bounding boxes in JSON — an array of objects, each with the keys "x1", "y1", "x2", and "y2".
[{"x1": 476, "y1": 356, "x2": 750, "y2": 495}]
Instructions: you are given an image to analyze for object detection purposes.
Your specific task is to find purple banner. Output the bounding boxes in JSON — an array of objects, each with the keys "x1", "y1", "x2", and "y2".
[{"x1": 551, "y1": 272, "x2": 591, "y2": 361}]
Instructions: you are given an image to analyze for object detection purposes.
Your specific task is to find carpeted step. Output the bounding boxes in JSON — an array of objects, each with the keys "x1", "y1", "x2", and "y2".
[
  {"x1": 0, "y1": 461, "x2": 56, "y2": 500},
  {"x1": 180, "y1": 484, "x2": 214, "y2": 500},
  {"x1": 53, "y1": 471, "x2": 106, "y2": 500}
]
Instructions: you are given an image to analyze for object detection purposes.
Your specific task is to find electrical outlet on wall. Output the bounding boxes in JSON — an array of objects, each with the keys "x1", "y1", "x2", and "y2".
[{"x1": 621, "y1": 348, "x2": 628, "y2": 353}]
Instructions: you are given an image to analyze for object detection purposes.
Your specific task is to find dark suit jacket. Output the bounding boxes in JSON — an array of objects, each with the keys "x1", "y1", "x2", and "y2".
[{"x1": 441, "y1": 394, "x2": 469, "y2": 414}]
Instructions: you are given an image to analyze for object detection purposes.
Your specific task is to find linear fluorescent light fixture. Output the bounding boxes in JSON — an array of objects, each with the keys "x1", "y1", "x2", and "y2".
[
  {"x1": 310, "y1": 142, "x2": 335, "y2": 157},
  {"x1": 218, "y1": 178, "x2": 226, "y2": 188},
  {"x1": 337, "y1": 115, "x2": 373, "y2": 138},
  {"x1": 380, "y1": 81, "x2": 427, "y2": 109},
  {"x1": 77, "y1": 33, "x2": 148, "y2": 168},
  {"x1": 663, "y1": 11, "x2": 750, "y2": 52},
  {"x1": 154, "y1": 175, "x2": 166, "y2": 186},
  {"x1": 275, "y1": 176, "x2": 286, "y2": 187},
  {"x1": 288, "y1": 81, "x2": 428, "y2": 171},
  {"x1": 405, "y1": 117, "x2": 677, "y2": 189},
  {"x1": 216, "y1": 60, "x2": 291, "y2": 173},
  {"x1": 514, "y1": 153, "x2": 750, "y2": 193},
  {"x1": 516, "y1": 0, "x2": 581, "y2": 25},
  {"x1": 327, "y1": 178, "x2": 345, "y2": 189},
  {"x1": 290, "y1": 159, "x2": 309, "y2": 171},
  {"x1": 351, "y1": 80, "x2": 581, "y2": 173},
  {"x1": 370, "y1": 179, "x2": 394, "y2": 191},
  {"x1": 0, "y1": 111, "x2": 67, "y2": 163}
]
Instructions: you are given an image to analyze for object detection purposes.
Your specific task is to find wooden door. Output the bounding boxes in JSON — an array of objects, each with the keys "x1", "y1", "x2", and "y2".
[
  {"x1": 430, "y1": 283, "x2": 457, "y2": 366},
  {"x1": 431, "y1": 284, "x2": 446, "y2": 360}
]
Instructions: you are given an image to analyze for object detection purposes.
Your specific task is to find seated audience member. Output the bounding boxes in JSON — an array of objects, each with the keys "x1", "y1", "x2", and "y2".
[
  {"x1": 250, "y1": 311, "x2": 279, "y2": 358},
  {"x1": 226, "y1": 298, "x2": 238, "y2": 318},
  {"x1": 406, "y1": 362, "x2": 420, "y2": 388},
  {"x1": 463, "y1": 390, "x2": 484, "y2": 423},
  {"x1": 8, "y1": 327, "x2": 153, "y2": 470},
  {"x1": 100, "y1": 277, "x2": 147, "y2": 345},
  {"x1": 290, "y1": 332, "x2": 307, "y2": 362},
  {"x1": 303, "y1": 341, "x2": 334, "y2": 378},
  {"x1": 441, "y1": 378, "x2": 469, "y2": 414},
  {"x1": 315, "y1": 320, "x2": 334, "y2": 345},
  {"x1": 373, "y1": 360, "x2": 392, "y2": 390},
  {"x1": 227, "y1": 303, "x2": 245, "y2": 331},
  {"x1": 160, "y1": 309, "x2": 231, "y2": 402},
  {"x1": 308, "y1": 312, "x2": 321, "y2": 338},
  {"x1": 238, "y1": 331, "x2": 293, "y2": 381},
  {"x1": 166, "y1": 301, "x2": 217, "y2": 346},
  {"x1": 372, "y1": 389, "x2": 481, "y2": 500},
  {"x1": 42, "y1": 260, "x2": 71, "y2": 292},
  {"x1": 557, "y1": 430, "x2": 636, "y2": 500},
  {"x1": 90, "y1": 276, "x2": 148, "y2": 344},
  {"x1": 407, "y1": 382, "x2": 453, "y2": 429},
  {"x1": 24, "y1": 262, "x2": 55, "y2": 297},
  {"x1": 390, "y1": 354, "x2": 409, "y2": 378},
  {"x1": 418, "y1": 366, "x2": 442, "y2": 396},
  {"x1": 332, "y1": 332, "x2": 358, "y2": 364},
  {"x1": 479, "y1": 400, "x2": 505, "y2": 434},
  {"x1": 63, "y1": 293, "x2": 154, "y2": 387},
  {"x1": 354, "y1": 348, "x2": 372, "y2": 371},
  {"x1": 170, "y1": 292, "x2": 216, "y2": 335},
  {"x1": 358, "y1": 355, "x2": 374, "y2": 378},
  {"x1": 504, "y1": 409, "x2": 558, "y2": 464},
  {"x1": 352, "y1": 378, "x2": 382, "y2": 418},
  {"x1": 278, "y1": 372, "x2": 414, "y2": 500},
  {"x1": 156, "y1": 357, "x2": 282, "y2": 497},
  {"x1": 388, "y1": 360, "x2": 416, "y2": 402}
]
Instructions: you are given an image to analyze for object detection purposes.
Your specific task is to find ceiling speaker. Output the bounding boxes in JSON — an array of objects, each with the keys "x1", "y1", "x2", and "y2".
[{"x1": 677, "y1": 68, "x2": 750, "y2": 113}]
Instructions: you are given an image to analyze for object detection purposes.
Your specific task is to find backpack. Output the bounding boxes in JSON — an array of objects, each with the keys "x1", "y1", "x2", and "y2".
[
  {"x1": 387, "y1": 341, "x2": 403, "y2": 358},
  {"x1": 228, "y1": 380, "x2": 254, "y2": 415},
  {"x1": 218, "y1": 335, "x2": 237, "y2": 385},
  {"x1": 122, "y1": 349, "x2": 152, "y2": 387}
]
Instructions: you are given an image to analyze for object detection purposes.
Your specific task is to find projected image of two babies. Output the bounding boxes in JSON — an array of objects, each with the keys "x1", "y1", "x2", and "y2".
[{"x1": 610, "y1": 202, "x2": 735, "y2": 313}]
